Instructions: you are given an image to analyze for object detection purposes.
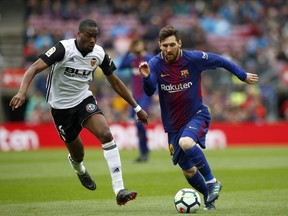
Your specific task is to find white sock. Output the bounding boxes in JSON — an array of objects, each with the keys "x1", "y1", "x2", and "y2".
[
  {"x1": 103, "y1": 140, "x2": 124, "y2": 195},
  {"x1": 206, "y1": 178, "x2": 217, "y2": 184},
  {"x1": 68, "y1": 154, "x2": 86, "y2": 175}
]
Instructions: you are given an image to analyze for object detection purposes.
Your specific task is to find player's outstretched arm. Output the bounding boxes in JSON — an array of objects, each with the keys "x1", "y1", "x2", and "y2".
[
  {"x1": 9, "y1": 58, "x2": 49, "y2": 111},
  {"x1": 244, "y1": 73, "x2": 259, "y2": 84}
]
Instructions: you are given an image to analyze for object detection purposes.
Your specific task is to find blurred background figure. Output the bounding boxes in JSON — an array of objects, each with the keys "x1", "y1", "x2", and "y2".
[
  {"x1": 24, "y1": 68, "x2": 51, "y2": 125},
  {"x1": 1, "y1": 0, "x2": 288, "y2": 125},
  {"x1": 118, "y1": 38, "x2": 154, "y2": 162}
]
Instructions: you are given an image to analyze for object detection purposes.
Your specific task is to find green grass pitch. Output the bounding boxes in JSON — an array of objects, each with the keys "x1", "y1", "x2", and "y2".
[{"x1": 0, "y1": 147, "x2": 288, "y2": 216}]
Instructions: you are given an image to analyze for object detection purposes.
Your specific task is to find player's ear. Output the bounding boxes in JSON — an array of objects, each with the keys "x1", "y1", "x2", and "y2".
[
  {"x1": 158, "y1": 41, "x2": 161, "y2": 48},
  {"x1": 178, "y1": 39, "x2": 182, "y2": 48}
]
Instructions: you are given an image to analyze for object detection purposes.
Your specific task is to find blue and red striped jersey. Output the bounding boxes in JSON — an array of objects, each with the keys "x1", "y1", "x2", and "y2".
[
  {"x1": 143, "y1": 50, "x2": 247, "y2": 133},
  {"x1": 118, "y1": 52, "x2": 153, "y2": 99}
]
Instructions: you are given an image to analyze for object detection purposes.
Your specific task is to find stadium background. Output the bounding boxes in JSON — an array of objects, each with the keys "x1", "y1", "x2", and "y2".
[{"x1": 0, "y1": 0, "x2": 288, "y2": 150}]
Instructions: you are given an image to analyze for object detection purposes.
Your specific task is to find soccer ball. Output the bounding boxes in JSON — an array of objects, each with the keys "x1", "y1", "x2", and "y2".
[{"x1": 174, "y1": 188, "x2": 201, "y2": 213}]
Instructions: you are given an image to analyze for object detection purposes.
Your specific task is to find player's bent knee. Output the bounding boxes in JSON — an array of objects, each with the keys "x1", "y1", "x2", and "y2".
[
  {"x1": 179, "y1": 137, "x2": 196, "y2": 151},
  {"x1": 98, "y1": 130, "x2": 114, "y2": 144},
  {"x1": 183, "y1": 166, "x2": 197, "y2": 178}
]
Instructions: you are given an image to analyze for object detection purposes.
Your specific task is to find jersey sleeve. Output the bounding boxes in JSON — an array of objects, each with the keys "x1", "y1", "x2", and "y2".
[
  {"x1": 192, "y1": 50, "x2": 247, "y2": 81},
  {"x1": 99, "y1": 53, "x2": 117, "y2": 76},
  {"x1": 39, "y1": 42, "x2": 65, "y2": 66}
]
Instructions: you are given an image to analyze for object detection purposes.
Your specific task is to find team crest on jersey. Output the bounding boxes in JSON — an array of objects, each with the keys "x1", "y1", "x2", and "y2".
[
  {"x1": 86, "y1": 103, "x2": 96, "y2": 113},
  {"x1": 181, "y1": 69, "x2": 189, "y2": 77},
  {"x1": 91, "y1": 58, "x2": 97, "y2": 67},
  {"x1": 45, "y1": 47, "x2": 56, "y2": 57}
]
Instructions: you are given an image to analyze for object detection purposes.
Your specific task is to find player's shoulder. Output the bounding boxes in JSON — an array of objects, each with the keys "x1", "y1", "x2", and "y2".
[
  {"x1": 183, "y1": 49, "x2": 209, "y2": 61},
  {"x1": 59, "y1": 38, "x2": 75, "y2": 47},
  {"x1": 148, "y1": 53, "x2": 162, "y2": 65},
  {"x1": 183, "y1": 49, "x2": 206, "y2": 57},
  {"x1": 146, "y1": 52, "x2": 154, "y2": 59},
  {"x1": 92, "y1": 44, "x2": 104, "y2": 52},
  {"x1": 92, "y1": 44, "x2": 105, "y2": 58}
]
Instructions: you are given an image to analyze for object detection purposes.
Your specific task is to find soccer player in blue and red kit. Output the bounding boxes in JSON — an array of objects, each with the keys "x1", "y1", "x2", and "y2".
[
  {"x1": 139, "y1": 25, "x2": 259, "y2": 210},
  {"x1": 118, "y1": 38, "x2": 153, "y2": 162}
]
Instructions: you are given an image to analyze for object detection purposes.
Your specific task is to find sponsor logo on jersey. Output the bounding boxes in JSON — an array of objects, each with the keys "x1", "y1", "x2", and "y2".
[
  {"x1": 45, "y1": 47, "x2": 56, "y2": 57},
  {"x1": 91, "y1": 58, "x2": 96, "y2": 67},
  {"x1": 160, "y1": 81, "x2": 192, "y2": 93},
  {"x1": 189, "y1": 126, "x2": 197, "y2": 130},
  {"x1": 160, "y1": 73, "x2": 170, "y2": 78},
  {"x1": 64, "y1": 67, "x2": 92, "y2": 78},
  {"x1": 86, "y1": 103, "x2": 96, "y2": 113}
]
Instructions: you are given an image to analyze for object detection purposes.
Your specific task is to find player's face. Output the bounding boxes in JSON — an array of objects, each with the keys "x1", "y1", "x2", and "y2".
[
  {"x1": 159, "y1": 36, "x2": 182, "y2": 63},
  {"x1": 77, "y1": 27, "x2": 98, "y2": 54},
  {"x1": 133, "y1": 41, "x2": 145, "y2": 55}
]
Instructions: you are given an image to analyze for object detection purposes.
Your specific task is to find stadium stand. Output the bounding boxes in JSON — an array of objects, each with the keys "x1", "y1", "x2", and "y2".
[{"x1": 1, "y1": 0, "x2": 288, "y2": 124}]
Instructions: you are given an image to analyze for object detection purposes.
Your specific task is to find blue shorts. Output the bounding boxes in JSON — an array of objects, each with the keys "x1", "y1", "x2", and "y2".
[{"x1": 167, "y1": 106, "x2": 211, "y2": 170}]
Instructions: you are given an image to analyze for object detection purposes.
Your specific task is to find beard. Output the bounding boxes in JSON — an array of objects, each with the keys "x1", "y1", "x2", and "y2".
[{"x1": 164, "y1": 50, "x2": 180, "y2": 63}]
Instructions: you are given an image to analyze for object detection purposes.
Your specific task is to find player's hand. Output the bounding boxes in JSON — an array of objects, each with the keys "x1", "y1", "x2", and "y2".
[
  {"x1": 136, "y1": 109, "x2": 149, "y2": 125},
  {"x1": 9, "y1": 92, "x2": 26, "y2": 111},
  {"x1": 139, "y1": 61, "x2": 150, "y2": 78},
  {"x1": 245, "y1": 73, "x2": 259, "y2": 84}
]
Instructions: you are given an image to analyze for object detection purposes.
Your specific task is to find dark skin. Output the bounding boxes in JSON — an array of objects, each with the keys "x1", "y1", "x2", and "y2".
[{"x1": 10, "y1": 26, "x2": 148, "y2": 162}]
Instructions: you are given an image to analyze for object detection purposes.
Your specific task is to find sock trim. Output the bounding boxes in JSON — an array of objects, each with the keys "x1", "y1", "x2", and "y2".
[{"x1": 102, "y1": 139, "x2": 117, "y2": 150}]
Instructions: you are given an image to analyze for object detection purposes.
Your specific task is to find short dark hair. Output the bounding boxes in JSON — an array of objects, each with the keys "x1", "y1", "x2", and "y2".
[
  {"x1": 131, "y1": 38, "x2": 143, "y2": 46},
  {"x1": 159, "y1": 25, "x2": 180, "y2": 42},
  {"x1": 78, "y1": 19, "x2": 98, "y2": 33}
]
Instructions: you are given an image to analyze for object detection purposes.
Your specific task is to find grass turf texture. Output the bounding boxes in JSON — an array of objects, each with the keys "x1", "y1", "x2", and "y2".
[{"x1": 0, "y1": 147, "x2": 288, "y2": 216}]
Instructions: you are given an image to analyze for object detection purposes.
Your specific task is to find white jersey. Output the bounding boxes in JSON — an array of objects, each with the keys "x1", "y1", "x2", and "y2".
[{"x1": 40, "y1": 39, "x2": 114, "y2": 109}]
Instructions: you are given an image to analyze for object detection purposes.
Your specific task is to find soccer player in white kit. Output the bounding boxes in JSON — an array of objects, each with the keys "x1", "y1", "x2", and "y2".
[{"x1": 10, "y1": 19, "x2": 148, "y2": 206}]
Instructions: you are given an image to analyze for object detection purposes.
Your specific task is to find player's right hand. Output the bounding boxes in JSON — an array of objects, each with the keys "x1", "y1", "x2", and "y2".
[
  {"x1": 9, "y1": 92, "x2": 26, "y2": 111},
  {"x1": 138, "y1": 61, "x2": 150, "y2": 78}
]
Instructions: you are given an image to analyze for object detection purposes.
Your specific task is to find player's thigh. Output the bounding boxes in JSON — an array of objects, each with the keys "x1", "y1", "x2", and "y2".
[
  {"x1": 83, "y1": 113, "x2": 113, "y2": 143},
  {"x1": 182, "y1": 116, "x2": 210, "y2": 149}
]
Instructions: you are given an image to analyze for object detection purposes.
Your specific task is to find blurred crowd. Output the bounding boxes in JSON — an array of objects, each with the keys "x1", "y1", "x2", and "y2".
[{"x1": 22, "y1": 0, "x2": 288, "y2": 124}]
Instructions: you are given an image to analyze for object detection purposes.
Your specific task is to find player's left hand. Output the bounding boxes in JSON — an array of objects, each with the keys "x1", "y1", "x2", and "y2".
[
  {"x1": 136, "y1": 109, "x2": 149, "y2": 125},
  {"x1": 245, "y1": 73, "x2": 259, "y2": 84}
]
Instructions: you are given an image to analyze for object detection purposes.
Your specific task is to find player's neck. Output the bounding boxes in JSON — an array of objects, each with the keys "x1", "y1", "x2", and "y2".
[{"x1": 75, "y1": 39, "x2": 89, "y2": 57}]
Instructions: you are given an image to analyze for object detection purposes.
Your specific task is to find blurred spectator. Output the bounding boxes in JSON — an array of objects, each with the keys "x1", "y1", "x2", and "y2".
[
  {"x1": 34, "y1": 27, "x2": 54, "y2": 50},
  {"x1": 117, "y1": 38, "x2": 154, "y2": 162},
  {"x1": 23, "y1": 39, "x2": 38, "y2": 66},
  {"x1": 280, "y1": 99, "x2": 288, "y2": 121},
  {"x1": 24, "y1": 91, "x2": 51, "y2": 125},
  {"x1": 24, "y1": 69, "x2": 51, "y2": 125},
  {"x1": 17, "y1": 0, "x2": 288, "y2": 124},
  {"x1": 0, "y1": 49, "x2": 4, "y2": 69},
  {"x1": 260, "y1": 79, "x2": 278, "y2": 121}
]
